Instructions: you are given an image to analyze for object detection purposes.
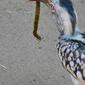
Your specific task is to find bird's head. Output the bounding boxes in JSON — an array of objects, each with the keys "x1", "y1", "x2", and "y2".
[{"x1": 52, "y1": 0, "x2": 77, "y2": 36}]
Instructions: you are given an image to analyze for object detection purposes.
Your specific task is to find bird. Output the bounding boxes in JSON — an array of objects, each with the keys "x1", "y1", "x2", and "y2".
[
  {"x1": 51, "y1": 0, "x2": 85, "y2": 85},
  {"x1": 30, "y1": 0, "x2": 85, "y2": 85}
]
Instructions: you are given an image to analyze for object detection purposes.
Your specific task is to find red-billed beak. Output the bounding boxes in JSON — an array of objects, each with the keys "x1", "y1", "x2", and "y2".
[
  {"x1": 30, "y1": 0, "x2": 53, "y2": 7},
  {"x1": 30, "y1": 0, "x2": 56, "y2": 12},
  {"x1": 29, "y1": 0, "x2": 51, "y2": 4}
]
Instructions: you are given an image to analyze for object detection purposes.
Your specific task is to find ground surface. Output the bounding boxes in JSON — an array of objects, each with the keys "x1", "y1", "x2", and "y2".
[{"x1": 0, "y1": 0, "x2": 85, "y2": 85}]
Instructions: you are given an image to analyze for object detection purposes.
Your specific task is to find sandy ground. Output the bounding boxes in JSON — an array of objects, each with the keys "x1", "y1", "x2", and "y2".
[{"x1": 0, "y1": 0, "x2": 85, "y2": 85}]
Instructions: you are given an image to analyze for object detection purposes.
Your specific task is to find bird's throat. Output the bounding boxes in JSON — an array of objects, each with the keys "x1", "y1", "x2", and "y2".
[{"x1": 54, "y1": 4, "x2": 75, "y2": 35}]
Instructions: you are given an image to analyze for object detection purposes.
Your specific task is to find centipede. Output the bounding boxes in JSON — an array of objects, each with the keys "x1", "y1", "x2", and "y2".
[
  {"x1": 30, "y1": 0, "x2": 41, "y2": 40},
  {"x1": 30, "y1": 0, "x2": 53, "y2": 40}
]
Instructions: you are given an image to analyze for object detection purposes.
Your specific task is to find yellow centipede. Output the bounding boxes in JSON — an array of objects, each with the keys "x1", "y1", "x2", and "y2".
[
  {"x1": 33, "y1": 0, "x2": 41, "y2": 40},
  {"x1": 30, "y1": 0, "x2": 41, "y2": 40},
  {"x1": 30, "y1": 0, "x2": 52, "y2": 40}
]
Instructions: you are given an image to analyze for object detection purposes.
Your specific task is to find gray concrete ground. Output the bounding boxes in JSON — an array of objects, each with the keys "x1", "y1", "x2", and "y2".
[{"x1": 0, "y1": 0, "x2": 85, "y2": 85}]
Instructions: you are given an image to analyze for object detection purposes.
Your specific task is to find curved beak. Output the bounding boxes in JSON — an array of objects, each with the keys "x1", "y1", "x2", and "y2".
[
  {"x1": 29, "y1": 0, "x2": 51, "y2": 4},
  {"x1": 29, "y1": 0, "x2": 55, "y2": 9}
]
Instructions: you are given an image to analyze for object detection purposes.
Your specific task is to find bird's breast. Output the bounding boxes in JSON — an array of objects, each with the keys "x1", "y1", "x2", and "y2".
[{"x1": 56, "y1": 39, "x2": 85, "y2": 81}]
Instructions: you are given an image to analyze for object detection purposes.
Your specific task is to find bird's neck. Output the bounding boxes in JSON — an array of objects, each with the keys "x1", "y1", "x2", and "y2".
[{"x1": 53, "y1": 3, "x2": 77, "y2": 36}]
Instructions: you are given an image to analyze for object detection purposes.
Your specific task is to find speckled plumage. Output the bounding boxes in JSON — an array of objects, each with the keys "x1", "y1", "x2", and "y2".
[{"x1": 56, "y1": 37, "x2": 85, "y2": 82}]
